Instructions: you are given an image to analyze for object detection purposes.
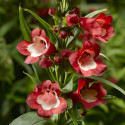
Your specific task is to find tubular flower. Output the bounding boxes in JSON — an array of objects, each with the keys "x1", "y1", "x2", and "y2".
[
  {"x1": 69, "y1": 41, "x2": 107, "y2": 77},
  {"x1": 72, "y1": 7, "x2": 80, "y2": 15},
  {"x1": 16, "y1": 27, "x2": 57, "y2": 64},
  {"x1": 48, "y1": 8, "x2": 56, "y2": 16},
  {"x1": 26, "y1": 80, "x2": 67, "y2": 118},
  {"x1": 79, "y1": 13, "x2": 115, "y2": 43},
  {"x1": 66, "y1": 14, "x2": 79, "y2": 26},
  {"x1": 68, "y1": 78, "x2": 107, "y2": 109}
]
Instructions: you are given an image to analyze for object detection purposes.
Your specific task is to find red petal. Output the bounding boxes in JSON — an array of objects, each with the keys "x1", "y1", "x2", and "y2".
[
  {"x1": 95, "y1": 37, "x2": 108, "y2": 43},
  {"x1": 95, "y1": 13, "x2": 113, "y2": 25},
  {"x1": 30, "y1": 27, "x2": 40, "y2": 42},
  {"x1": 40, "y1": 29, "x2": 46, "y2": 36},
  {"x1": 80, "y1": 98, "x2": 107, "y2": 109},
  {"x1": 52, "y1": 97, "x2": 67, "y2": 114},
  {"x1": 26, "y1": 92, "x2": 40, "y2": 109},
  {"x1": 24, "y1": 55, "x2": 39, "y2": 64},
  {"x1": 41, "y1": 80, "x2": 60, "y2": 96},
  {"x1": 95, "y1": 13, "x2": 106, "y2": 20},
  {"x1": 37, "y1": 107, "x2": 53, "y2": 118},
  {"x1": 102, "y1": 24, "x2": 115, "y2": 39},
  {"x1": 67, "y1": 91, "x2": 80, "y2": 104},
  {"x1": 40, "y1": 36, "x2": 57, "y2": 55},
  {"x1": 34, "y1": 84, "x2": 42, "y2": 93},
  {"x1": 16, "y1": 40, "x2": 32, "y2": 55},
  {"x1": 104, "y1": 16, "x2": 113, "y2": 24},
  {"x1": 89, "y1": 83, "x2": 107, "y2": 98},
  {"x1": 83, "y1": 32, "x2": 97, "y2": 44},
  {"x1": 39, "y1": 57, "x2": 53, "y2": 68},
  {"x1": 66, "y1": 14, "x2": 79, "y2": 26},
  {"x1": 80, "y1": 17, "x2": 101, "y2": 36},
  {"x1": 80, "y1": 68, "x2": 93, "y2": 77},
  {"x1": 93, "y1": 43, "x2": 100, "y2": 58},
  {"x1": 91, "y1": 60, "x2": 107, "y2": 76},
  {"x1": 78, "y1": 78, "x2": 86, "y2": 91},
  {"x1": 69, "y1": 51, "x2": 81, "y2": 68}
]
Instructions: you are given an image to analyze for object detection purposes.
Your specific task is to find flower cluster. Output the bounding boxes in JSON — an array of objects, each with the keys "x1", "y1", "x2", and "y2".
[{"x1": 17, "y1": 7, "x2": 115, "y2": 118}]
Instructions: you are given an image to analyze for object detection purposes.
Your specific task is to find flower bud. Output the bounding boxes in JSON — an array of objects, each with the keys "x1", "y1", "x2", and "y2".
[
  {"x1": 48, "y1": 8, "x2": 56, "y2": 16},
  {"x1": 72, "y1": 7, "x2": 80, "y2": 15},
  {"x1": 54, "y1": 56, "x2": 63, "y2": 64},
  {"x1": 62, "y1": 49, "x2": 72, "y2": 58},
  {"x1": 37, "y1": 8, "x2": 49, "y2": 17},
  {"x1": 53, "y1": 27, "x2": 59, "y2": 33},
  {"x1": 60, "y1": 31, "x2": 68, "y2": 39},
  {"x1": 66, "y1": 14, "x2": 79, "y2": 26},
  {"x1": 39, "y1": 57, "x2": 53, "y2": 68}
]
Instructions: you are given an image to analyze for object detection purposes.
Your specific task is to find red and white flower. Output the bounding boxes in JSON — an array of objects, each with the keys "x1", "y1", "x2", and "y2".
[
  {"x1": 68, "y1": 78, "x2": 107, "y2": 109},
  {"x1": 69, "y1": 41, "x2": 107, "y2": 77},
  {"x1": 79, "y1": 13, "x2": 115, "y2": 43},
  {"x1": 16, "y1": 27, "x2": 57, "y2": 64},
  {"x1": 26, "y1": 80, "x2": 67, "y2": 118}
]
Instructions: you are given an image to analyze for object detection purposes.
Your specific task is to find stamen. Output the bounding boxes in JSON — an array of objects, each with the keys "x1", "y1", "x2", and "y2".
[
  {"x1": 84, "y1": 51, "x2": 90, "y2": 56},
  {"x1": 40, "y1": 40, "x2": 44, "y2": 44}
]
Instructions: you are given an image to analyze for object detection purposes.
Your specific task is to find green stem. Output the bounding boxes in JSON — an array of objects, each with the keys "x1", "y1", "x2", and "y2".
[
  {"x1": 55, "y1": 65, "x2": 59, "y2": 82},
  {"x1": 48, "y1": 68, "x2": 57, "y2": 82},
  {"x1": 64, "y1": 72, "x2": 68, "y2": 85},
  {"x1": 32, "y1": 64, "x2": 39, "y2": 79},
  {"x1": 46, "y1": 69, "x2": 53, "y2": 81}
]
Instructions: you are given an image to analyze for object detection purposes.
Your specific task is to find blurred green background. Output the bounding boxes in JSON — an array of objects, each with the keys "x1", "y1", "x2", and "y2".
[{"x1": 0, "y1": 0, "x2": 125, "y2": 125}]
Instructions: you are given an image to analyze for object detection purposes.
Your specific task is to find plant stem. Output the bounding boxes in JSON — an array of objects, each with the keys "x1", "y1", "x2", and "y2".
[{"x1": 48, "y1": 67, "x2": 57, "y2": 82}]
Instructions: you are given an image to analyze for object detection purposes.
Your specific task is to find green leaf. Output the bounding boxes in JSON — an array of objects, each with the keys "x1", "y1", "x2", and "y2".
[
  {"x1": 99, "y1": 104, "x2": 109, "y2": 113},
  {"x1": 61, "y1": 78, "x2": 73, "y2": 93},
  {"x1": 19, "y1": 5, "x2": 31, "y2": 41},
  {"x1": 85, "y1": 8, "x2": 107, "y2": 18},
  {"x1": 88, "y1": 76, "x2": 125, "y2": 95},
  {"x1": 102, "y1": 95, "x2": 116, "y2": 99},
  {"x1": 24, "y1": 8, "x2": 56, "y2": 44},
  {"x1": 67, "y1": 98, "x2": 73, "y2": 109},
  {"x1": 0, "y1": 19, "x2": 16, "y2": 37},
  {"x1": 23, "y1": 71, "x2": 40, "y2": 84},
  {"x1": 109, "y1": 98, "x2": 125, "y2": 109},
  {"x1": 67, "y1": 28, "x2": 80, "y2": 48},
  {"x1": 99, "y1": 53, "x2": 110, "y2": 60},
  {"x1": 10, "y1": 112, "x2": 55, "y2": 125},
  {"x1": 68, "y1": 108, "x2": 77, "y2": 125},
  {"x1": 88, "y1": 81, "x2": 97, "y2": 88}
]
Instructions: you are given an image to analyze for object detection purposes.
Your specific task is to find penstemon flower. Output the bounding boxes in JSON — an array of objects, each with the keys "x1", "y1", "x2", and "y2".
[
  {"x1": 79, "y1": 13, "x2": 115, "y2": 43},
  {"x1": 68, "y1": 78, "x2": 107, "y2": 109},
  {"x1": 16, "y1": 27, "x2": 57, "y2": 64},
  {"x1": 69, "y1": 41, "x2": 107, "y2": 77},
  {"x1": 10, "y1": 1, "x2": 125, "y2": 124},
  {"x1": 26, "y1": 80, "x2": 67, "y2": 118}
]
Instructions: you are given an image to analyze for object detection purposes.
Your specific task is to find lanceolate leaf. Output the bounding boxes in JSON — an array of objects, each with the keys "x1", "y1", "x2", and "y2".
[
  {"x1": 88, "y1": 76, "x2": 125, "y2": 95},
  {"x1": 102, "y1": 95, "x2": 115, "y2": 99},
  {"x1": 85, "y1": 8, "x2": 107, "y2": 18},
  {"x1": 23, "y1": 71, "x2": 40, "y2": 84},
  {"x1": 0, "y1": 19, "x2": 16, "y2": 37},
  {"x1": 24, "y1": 8, "x2": 56, "y2": 44},
  {"x1": 67, "y1": 28, "x2": 80, "y2": 48},
  {"x1": 100, "y1": 53, "x2": 110, "y2": 60},
  {"x1": 19, "y1": 5, "x2": 31, "y2": 41},
  {"x1": 62, "y1": 78, "x2": 73, "y2": 93},
  {"x1": 10, "y1": 112, "x2": 54, "y2": 125}
]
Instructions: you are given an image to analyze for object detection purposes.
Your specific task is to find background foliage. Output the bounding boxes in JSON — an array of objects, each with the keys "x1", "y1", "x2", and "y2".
[{"x1": 0, "y1": 0, "x2": 125, "y2": 125}]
